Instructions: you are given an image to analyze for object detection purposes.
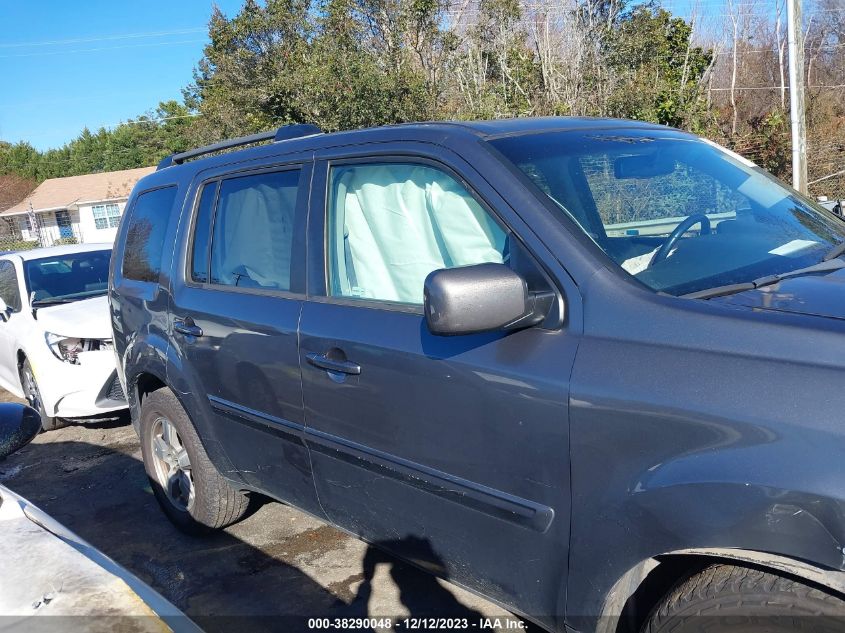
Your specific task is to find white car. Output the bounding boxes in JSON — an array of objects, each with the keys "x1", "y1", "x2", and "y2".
[
  {"x1": 0, "y1": 402, "x2": 200, "y2": 631},
  {"x1": 0, "y1": 244, "x2": 126, "y2": 430}
]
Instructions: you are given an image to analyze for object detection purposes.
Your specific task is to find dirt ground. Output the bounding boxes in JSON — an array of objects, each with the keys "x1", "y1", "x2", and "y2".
[{"x1": 0, "y1": 388, "x2": 528, "y2": 632}]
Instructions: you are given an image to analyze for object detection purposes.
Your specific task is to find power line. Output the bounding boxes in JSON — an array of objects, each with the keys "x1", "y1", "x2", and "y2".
[
  {"x1": 708, "y1": 83, "x2": 845, "y2": 90},
  {"x1": 0, "y1": 39, "x2": 207, "y2": 59},
  {"x1": 5, "y1": 113, "x2": 204, "y2": 144},
  {"x1": 0, "y1": 28, "x2": 206, "y2": 49},
  {"x1": 111, "y1": 113, "x2": 203, "y2": 128},
  {"x1": 809, "y1": 168, "x2": 845, "y2": 185}
]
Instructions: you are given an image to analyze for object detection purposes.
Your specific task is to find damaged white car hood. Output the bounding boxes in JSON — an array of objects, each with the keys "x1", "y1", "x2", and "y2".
[
  {"x1": 35, "y1": 295, "x2": 112, "y2": 340},
  {"x1": 0, "y1": 483, "x2": 200, "y2": 631}
]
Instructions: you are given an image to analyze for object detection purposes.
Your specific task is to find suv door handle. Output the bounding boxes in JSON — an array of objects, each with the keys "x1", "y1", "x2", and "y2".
[
  {"x1": 306, "y1": 352, "x2": 361, "y2": 375},
  {"x1": 173, "y1": 318, "x2": 203, "y2": 338}
]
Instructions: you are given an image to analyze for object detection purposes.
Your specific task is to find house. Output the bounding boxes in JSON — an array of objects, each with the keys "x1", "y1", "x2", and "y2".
[{"x1": 1, "y1": 166, "x2": 155, "y2": 246}]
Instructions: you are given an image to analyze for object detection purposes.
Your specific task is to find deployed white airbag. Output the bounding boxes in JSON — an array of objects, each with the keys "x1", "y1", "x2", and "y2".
[{"x1": 333, "y1": 164, "x2": 506, "y2": 304}]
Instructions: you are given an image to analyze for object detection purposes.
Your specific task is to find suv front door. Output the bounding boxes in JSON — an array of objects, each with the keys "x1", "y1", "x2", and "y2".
[
  {"x1": 170, "y1": 162, "x2": 322, "y2": 516},
  {"x1": 299, "y1": 147, "x2": 576, "y2": 624}
]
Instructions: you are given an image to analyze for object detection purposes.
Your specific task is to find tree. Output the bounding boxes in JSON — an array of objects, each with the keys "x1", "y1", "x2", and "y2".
[
  {"x1": 185, "y1": 0, "x2": 316, "y2": 139},
  {"x1": 0, "y1": 174, "x2": 36, "y2": 212},
  {"x1": 451, "y1": 0, "x2": 543, "y2": 118},
  {"x1": 605, "y1": 7, "x2": 713, "y2": 129}
]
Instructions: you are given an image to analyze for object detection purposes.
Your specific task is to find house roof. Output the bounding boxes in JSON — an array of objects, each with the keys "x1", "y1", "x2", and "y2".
[{"x1": 2, "y1": 166, "x2": 155, "y2": 216}]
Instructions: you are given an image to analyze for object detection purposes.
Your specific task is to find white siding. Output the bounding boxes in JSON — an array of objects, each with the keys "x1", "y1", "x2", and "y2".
[{"x1": 77, "y1": 200, "x2": 127, "y2": 244}]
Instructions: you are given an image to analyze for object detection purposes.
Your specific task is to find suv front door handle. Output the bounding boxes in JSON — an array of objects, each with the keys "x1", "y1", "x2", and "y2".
[
  {"x1": 306, "y1": 352, "x2": 361, "y2": 375},
  {"x1": 173, "y1": 317, "x2": 203, "y2": 338}
]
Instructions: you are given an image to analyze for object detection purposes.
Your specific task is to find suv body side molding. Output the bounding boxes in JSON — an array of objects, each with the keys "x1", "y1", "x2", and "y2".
[{"x1": 208, "y1": 394, "x2": 555, "y2": 533}]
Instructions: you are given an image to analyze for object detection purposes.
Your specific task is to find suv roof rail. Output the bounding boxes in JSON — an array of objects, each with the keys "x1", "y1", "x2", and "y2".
[{"x1": 156, "y1": 123, "x2": 322, "y2": 170}]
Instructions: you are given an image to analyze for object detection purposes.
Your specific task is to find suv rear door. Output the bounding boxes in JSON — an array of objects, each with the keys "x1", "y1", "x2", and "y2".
[
  {"x1": 169, "y1": 159, "x2": 322, "y2": 516},
  {"x1": 299, "y1": 143, "x2": 576, "y2": 623}
]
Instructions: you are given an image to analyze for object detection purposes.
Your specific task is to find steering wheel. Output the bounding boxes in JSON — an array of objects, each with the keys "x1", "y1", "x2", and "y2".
[{"x1": 649, "y1": 213, "x2": 711, "y2": 267}]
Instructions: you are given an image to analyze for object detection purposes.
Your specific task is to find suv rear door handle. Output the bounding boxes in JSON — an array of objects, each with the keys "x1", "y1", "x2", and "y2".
[
  {"x1": 173, "y1": 318, "x2": 203, "y2": 338},
  {"x1": 306, "y1": 352, "x2": 361, "y2": 375}
]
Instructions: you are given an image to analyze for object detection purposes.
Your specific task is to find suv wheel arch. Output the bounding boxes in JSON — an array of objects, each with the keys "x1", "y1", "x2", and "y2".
[
  {"x1": 135, "y1": 371, "x2": 167, "y2": 410},
  {"x1": 597, "y1": 548, "x2": 845, "y2": 633},
  {"x1": 132, "y1": 372, "x2": 246, "y2": 489}
]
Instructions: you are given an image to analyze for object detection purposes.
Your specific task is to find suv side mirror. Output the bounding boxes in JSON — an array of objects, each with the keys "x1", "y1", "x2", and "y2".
[
  {"x1": 424, "y1": 263, "x2": 553, "y2": 336},
  {"x1": 0, "y1": 403, "x2": 42, "y2": 460}
]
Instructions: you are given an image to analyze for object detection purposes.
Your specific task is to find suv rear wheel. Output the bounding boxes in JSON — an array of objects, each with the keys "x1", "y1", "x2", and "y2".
[
  {"x1": 139, "y1": 388, "x2": 248, "y2": 534},
  {"x1": 643, "y1": 563, "x2": 845, "y2": 632}
]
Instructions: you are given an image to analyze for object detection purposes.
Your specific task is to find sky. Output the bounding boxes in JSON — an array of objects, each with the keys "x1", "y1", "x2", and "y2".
[{"x1": 0, "y1": 0, "x2": 244, "y2": 150}]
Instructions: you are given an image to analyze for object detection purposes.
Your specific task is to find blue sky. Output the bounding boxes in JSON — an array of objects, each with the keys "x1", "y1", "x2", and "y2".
[{"x1": 0, "y1": 0, "x2": 244, "y2": 150}]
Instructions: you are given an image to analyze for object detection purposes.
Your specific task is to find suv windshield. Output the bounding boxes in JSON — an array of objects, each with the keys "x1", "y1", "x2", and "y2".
[
  {"x1": 25, "y1": 250, "x2": 111, "y2": 305},
  {"x1": 490, "y1": 129, "x2": 845, "y2": 296}
]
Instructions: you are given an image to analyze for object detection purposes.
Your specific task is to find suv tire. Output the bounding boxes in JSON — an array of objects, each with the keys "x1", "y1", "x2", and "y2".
[
  {"x1": 139, "y1": 388, "x2": 248, "y2": 534},
  {"x1": 643, "y1": 563, "x2": 845, "y2": 632}
]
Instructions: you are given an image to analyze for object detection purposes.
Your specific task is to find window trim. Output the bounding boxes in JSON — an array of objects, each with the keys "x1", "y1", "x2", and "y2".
[
  {"x1": 189, "y1": 180, "x2": 220, "y2": 284},
  {"x1": 318, "y1": 155, "x2": 513, "y2": 313},
  {"x1": 184, "y1": 163, "x2": 307, "y2": 300},
  {"x1": 120, "y1": 184, "x2": 178, "y2": 283}
]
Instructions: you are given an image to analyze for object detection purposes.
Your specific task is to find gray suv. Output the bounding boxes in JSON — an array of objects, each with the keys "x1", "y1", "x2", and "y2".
[{"x1": 110, "y1": 118, "x2": 845, "y2": 632}]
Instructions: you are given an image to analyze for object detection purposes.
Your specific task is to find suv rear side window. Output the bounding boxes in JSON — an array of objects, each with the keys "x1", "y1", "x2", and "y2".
[
  {"x1": 209, "y1": 170, "x2": 300, "y2": 290},
  {"x1": 122, "y1": 186, "x2": 177, "y2": 282}
]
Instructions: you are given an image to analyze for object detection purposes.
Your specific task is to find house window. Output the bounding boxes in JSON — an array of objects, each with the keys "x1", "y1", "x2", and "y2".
[{"x1": 92, "y1": 203, "x2": 121, "y2": 229}]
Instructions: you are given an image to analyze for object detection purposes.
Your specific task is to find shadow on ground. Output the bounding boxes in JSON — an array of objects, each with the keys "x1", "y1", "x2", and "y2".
[{"x1": 0, "y1": 416, "x2": 518, "y2": 632}]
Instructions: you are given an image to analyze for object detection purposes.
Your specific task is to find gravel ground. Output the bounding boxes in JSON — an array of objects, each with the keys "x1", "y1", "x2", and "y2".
[{"x1": 0, "y1": 389, "x2": 525, "y2": 632}]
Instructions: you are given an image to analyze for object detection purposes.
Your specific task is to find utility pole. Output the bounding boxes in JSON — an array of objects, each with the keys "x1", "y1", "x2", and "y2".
[{"x1": 787, "y1": 0, "x2": 808, "y2": 193}]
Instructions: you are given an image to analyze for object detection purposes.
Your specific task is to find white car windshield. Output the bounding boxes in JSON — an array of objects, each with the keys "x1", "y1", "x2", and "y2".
[
  {"x1": 490, "y1": 129, "x2": 845, "y2": 296},
  {"x1": 25, "y1": 250, "x2": 111, "y2": 305}
]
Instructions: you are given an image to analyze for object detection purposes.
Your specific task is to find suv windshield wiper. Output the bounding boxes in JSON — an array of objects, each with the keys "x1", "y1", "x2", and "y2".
[
  {"x1": 823, "y1": 240, "x2": 845, "y2": 262},
  {"x1": 683, "y1": 258, "x2": 845, "y2": 300}
]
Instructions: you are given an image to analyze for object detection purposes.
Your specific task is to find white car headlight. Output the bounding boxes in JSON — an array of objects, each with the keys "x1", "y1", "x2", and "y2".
[{"x1": 44, "y1": 333, "x2": 113, "y2": 365}]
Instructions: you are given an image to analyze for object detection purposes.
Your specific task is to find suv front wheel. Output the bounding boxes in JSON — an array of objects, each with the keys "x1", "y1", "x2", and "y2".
[
  {"x1": 139, "y1": 388, "x2": 248, "y2": 534},
  {"x1": 643, "y1": 563, "x2": 845, "y2": 632}
]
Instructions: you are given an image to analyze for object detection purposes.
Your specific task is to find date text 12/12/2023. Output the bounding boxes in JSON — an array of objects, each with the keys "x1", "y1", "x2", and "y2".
[{"x1": 307, "y1": 617, "x2": 529, "y2": 630}]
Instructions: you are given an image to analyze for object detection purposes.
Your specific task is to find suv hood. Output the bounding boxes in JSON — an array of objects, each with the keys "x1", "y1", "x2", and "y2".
[
  {"x1": 35, "y1": 295, "x2": 111, "y2": 340},
  {"x1": 712, "y1": 267, "x2": 845, "y2": 321}
]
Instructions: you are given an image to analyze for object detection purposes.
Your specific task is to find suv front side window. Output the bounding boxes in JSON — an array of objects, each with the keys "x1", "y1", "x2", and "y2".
[{"x1": 327, "y1": 162, "x2": 508, "y2": 305}]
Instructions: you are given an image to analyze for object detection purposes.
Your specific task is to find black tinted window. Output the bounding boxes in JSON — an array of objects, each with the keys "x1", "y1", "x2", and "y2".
[
  {"x1": 0, "y1": 261, "x2": 20, "y2": 311},
  {"x1": 122, "y1": 186, "x2": 177, "y2": 282},
  {"x1": 191, "y1": 182, "x2": 218, "y2": 283},
  {"x1": 210, "y1": 170, "x2": 299, "y2": 290}
]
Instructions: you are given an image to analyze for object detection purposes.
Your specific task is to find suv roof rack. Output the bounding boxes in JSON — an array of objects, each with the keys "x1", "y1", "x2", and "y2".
[{"x1": 156, "y1": 123, "x2": 322, "y2": 170}]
